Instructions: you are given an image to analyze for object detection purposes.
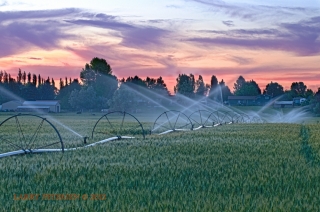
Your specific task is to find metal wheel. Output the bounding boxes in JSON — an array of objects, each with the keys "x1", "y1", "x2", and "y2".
[
  {"x1": 188, "y1": 110, "x2": 218, "y2": 130},
  {"x1": 91, "y1": 111, "x2": 145, "y2": 140},
  {"x1": 152, "y1": 110, "x2": 193, "y2": 135},
  {"x1": 0, "y1": 114, "x2": 63, "y2": 158}
]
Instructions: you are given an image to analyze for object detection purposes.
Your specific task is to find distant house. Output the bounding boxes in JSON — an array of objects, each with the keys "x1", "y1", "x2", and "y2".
[
  {"x1": 17, "y1": 100, "x2": 61, "y2": 113},
  {"x1": 228, "y1": 95, "x2": 272, "y2": 106},
  {"x1": 293, "y1": 97, "x2": 307, "y2": 105},
  {"x1": 1, "y1": 100, "x2": 23, "y2": 111},
  {"x1": 273, "y1": 101, "x2": 294, "y2": 108}
]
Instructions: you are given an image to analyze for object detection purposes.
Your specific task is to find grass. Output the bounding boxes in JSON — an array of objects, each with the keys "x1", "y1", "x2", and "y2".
[{"x1": 1, "y1": 113, "x2": 320, "y2": 211}]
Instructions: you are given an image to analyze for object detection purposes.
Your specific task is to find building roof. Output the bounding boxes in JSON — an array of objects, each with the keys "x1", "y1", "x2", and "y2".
[
  {"x1": 17, "y1": 106, "x2": 50, "y2": 109},
  {"x1": 23, "y1": 101, "x2": 59, "y2": 106},
  {"x1": 274, "y1": 101, "x2": 293, "y2": 105},
  {"x1": 228, "y1": 96, "x2": 256, "y2": 100},
  {"x1": 2, "y1": 100, "x2": 23, "y2": 105}
]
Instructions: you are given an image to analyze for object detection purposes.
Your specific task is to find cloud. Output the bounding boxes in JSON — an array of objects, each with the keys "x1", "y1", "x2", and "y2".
[
  {"x1": 0, "y1": 8, "x2": 80, "y2": 23},
  {"x1": 0, "y1": 1, "x2": 7, "y2": 7},
  {"x1": 190, "y1": 0, "x2": 317, "y2": 21},
  {"x1": 65, "y1": 15, "x2": 171, "y2": 50},
  {"x1": 222, "y1": 20, "x2": 234, "y2": 27},
  {"x1": 29, "y1": 57, "x2": 42, "y2": 60},
  {"x1": 0, "y1": 20, "x2": 75, "y2": 57},
  {"x1": 188, "y1": 15, "x2": 320, "y2": 56},
  {"x1": 64, "y1": 19, "x2": 133, "y2": 30},
  {"x1": 228, "y1": 56, "x2": 253, "y2": 65}
]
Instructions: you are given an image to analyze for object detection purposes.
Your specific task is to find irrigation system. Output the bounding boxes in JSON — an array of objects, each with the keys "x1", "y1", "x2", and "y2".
[{"x1": 0, "y1": 110, "x2": 265, "y2": 159}]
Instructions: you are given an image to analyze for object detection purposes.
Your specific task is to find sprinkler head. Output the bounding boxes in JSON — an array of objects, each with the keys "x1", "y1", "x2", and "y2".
[{"x1": 83, "y1": 136, "x2": 88, "y2": 144}]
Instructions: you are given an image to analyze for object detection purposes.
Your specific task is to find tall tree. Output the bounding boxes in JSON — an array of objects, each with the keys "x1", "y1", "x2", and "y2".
[
  {"x1": 57, "y1": 79, "x2": 81, "y2": 110},
  {"x1": 233, "y1": 76, "x2": 246, "y2": 94},
  {"x1": 248, "y1": 80, "x2": 261, "y2": 95},
  {"x1": 27, "y1": 72, "x2": 31, "y2": 84},
  {"x1": 17, "y1": 69, "x2": 22, "y2": 83},
  {"x1": 290, "y1": 82, "x2": 307, "y2": 97},
  {"x1": 80, "y1": 57, "x2": 117, "y2": 101},
  {"x1": 108, "y1": 85, "x2": 138, "y2": 112},
  {"x1": 22, "y1": 71, "x2": 26, "y2": 84},
  {"x1": 263, "y1": 82, "x2": 284, "y2": 97},
  {"x1": 209, "y1": 75, "x2": 219, "y2": 100},
  {"x1": 219, "y1": 79, "x2": 232, "y2": 102},
  {"x1": 38, "y1": 74, "x2": 42, "y2": 86},
  {"x1": 69, "y1": 86, "x2": 98, "y2": 111},
  {"x1": 32, "y1": 74, "x2": 37, "y2": 86},
  {"x1": 195, "y1": 75, "x2": 206, "y2": 97},
  {"x1": 174, "y1": 74, "x2": 195, "y2": 97}
]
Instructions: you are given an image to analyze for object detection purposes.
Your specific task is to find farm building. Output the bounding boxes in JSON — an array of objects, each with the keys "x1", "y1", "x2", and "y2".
[
  {"x1": 1, "y1": 100, "x2": 23, "y2": 111},
  {"x1": 273, "y1": 101, "x2": 294, "y2": 108},
  {"x1": 17, "y1": 101, "x2": 61, "y2": 113},
  {"x1": 228, "y1": 95, "x2": 272, "y2": 106},
  {"x1": 293, "y1": 97, "x2": 307, "y2": 105}
]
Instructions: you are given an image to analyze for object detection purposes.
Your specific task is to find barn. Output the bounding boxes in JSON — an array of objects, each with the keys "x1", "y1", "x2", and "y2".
[
  {"x1": 1, "y1": 100, "x2": 23, "y2": 111},
  {"x1": 17, "y1": 101, "x2": 61, "y2": 113}
]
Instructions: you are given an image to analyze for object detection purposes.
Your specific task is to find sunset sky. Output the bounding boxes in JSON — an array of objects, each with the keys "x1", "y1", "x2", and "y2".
[{"x1": 0, "y1": 0, "x2": 319, "y2": 93}]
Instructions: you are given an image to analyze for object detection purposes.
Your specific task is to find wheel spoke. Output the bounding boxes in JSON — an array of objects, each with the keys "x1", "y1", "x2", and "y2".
[
  {"x1": 0, "y1": 136, "x2": 24, "y2": 150},
  {"x1": 190, "y1": 117, "x2": 201, "y2": 126},
  {"x1": 15, "y1": 116, "x2": 26, "y2": 150},
  {"x1": 199, "y1": 111, "x2": 203, "y2": 125},
  {"x1": 178, "y1": 122, "x2": 192, "y2": 129},
  {"x1": 173, "y1": 113, "x2": 180, "y2": 129},
  {"x1": 26, "y1": 119, "x2": 45, "y2": 150},
  {"x1": 154, "y1": 123, "x2": 171, "y2": 130},
  {"x1": 119, "y1": 113, "x2": 126, "y2": 135},
  {"x1": 105, "y1": 116, "x2": 116, "y2": 136},
  {"x1": 165, "y1": 112, "x2": 173, "y2": 129},
  {"x1": 33, "y1": 142, "x2": 61, "y2": 150}
]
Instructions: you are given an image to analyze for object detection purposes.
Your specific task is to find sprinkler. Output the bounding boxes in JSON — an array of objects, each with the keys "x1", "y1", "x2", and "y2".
[{"x1": 83, "y1": 136, "x2": 89, "y2": 144}]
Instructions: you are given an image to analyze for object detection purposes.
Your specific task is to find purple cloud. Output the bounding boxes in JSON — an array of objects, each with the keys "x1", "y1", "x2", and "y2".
[
  {"x1": 64, "y1": 19, "x2": 133, "y2": 30},
  {"x1": 0, "y1": 8, "x2": 80, "y2": 23},
  {"x1": 0, "y1": 20, "x2": 75, "y2": 57},
  {"x1": 222, "y1": 20, "x2": 234, "y2": 27},
  {"x1": 188, "y1": 16, "x2": 320, "y2": 56},
  {"x1": 64, "y1": 16, "x2": 170, "y2": 50},
  {"x1": 190, "y1": 0, "x2": 317, "y2": 21}
]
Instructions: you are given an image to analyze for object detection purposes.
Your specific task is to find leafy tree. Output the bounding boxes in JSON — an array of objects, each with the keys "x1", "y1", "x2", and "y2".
[
  {"x1": 108, "y1": 85, "x2": 138, "y2": 112},
  {"x1": 32, "y1": 74, "x2": 37, "y2": 86},
  {"x1": 234, "y1": 83, "x2": 259, "y2": 96},
  {"x1": 219, "y1": 79, "x2": 232, "y2": 102},
  {"x1": 57, "y1": 79, "x2": 81, "y2": 110},
  {"x1": 69, "y1": 86, "x2": 98, "y2": 111},
  {"x1": 174, "y1": 74, "x2": 195, "y2": 97},
  {"x1": 209, "y1": 75, "x2": 219, "y2": 100},
  {"x1": 195, "y1": 75, "x2": 206, "y2": 97},
  {"x1": 38, "y1": 81, "x2": 55, "y2": 100},
  {"x1": 80, "y1": 57, "x2": 113, "y2": 86},
  {"x1": 21, "y1": 83, "x2": 38, "y2": 100},
  {"x1": 17, "y1": 69, "x2": 22, "y2": 83},
  {"x1": 234, "y1": 77, "x2": 261, "y2": 96},
  {"x1": 145, "y1": 76, "x2": 169, "y2": 95},
  {"x1": 80, "y1": 57, "x2": 117, "y2": 100},
  {"x1": 290, "y1": 82, "x2": 307, "y2": 97},
  {"x1": 311, "y1": 88, "x2": 320, "y2": 114},
  {"x1": 263, "y1": 82, "x2": 284, "y2": 97},
  {"x1": 233, "y1": 76, "x2": 246, "y2": 93}
]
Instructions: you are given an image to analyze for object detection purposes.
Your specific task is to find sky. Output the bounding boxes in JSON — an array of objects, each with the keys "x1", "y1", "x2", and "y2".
[{"x1": 0, "y1": 0, "x2": 320, "y2": 93}]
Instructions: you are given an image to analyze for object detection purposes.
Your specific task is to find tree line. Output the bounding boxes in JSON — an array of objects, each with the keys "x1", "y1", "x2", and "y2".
[{"x1": 1, "y1": 57, "x2": 320, "y2": 114}]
